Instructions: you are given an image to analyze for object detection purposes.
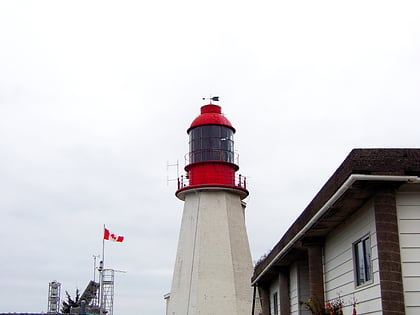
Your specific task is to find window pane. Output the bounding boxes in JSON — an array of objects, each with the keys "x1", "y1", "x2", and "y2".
[
  {"x1": 354, "y1": 236, "x2": 372, "y2": 286},
  {"x1": 189, "y1": 125, "x2": 235, "y2": 163},
  {"x1": 363, "y1": 238, "x2": 372, "y2": 281},
  {"x1": 357, "y1": 242, "x2": 365, "y2": 284}
]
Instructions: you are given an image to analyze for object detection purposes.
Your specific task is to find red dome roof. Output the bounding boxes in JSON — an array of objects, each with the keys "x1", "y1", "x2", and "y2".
[{"x1": 188, "y1": 104, "x2": 235, "y2": 132}]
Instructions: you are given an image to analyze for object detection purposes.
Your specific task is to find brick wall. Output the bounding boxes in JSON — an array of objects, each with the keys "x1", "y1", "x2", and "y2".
[{"x1": 374, "y1": 187, "x2": 405, "y2": 315}]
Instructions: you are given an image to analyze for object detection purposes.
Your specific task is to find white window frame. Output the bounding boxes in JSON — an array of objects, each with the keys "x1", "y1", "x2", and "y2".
[{"x1": 353, "y1": 234, "x2": 373, "y2": 287}]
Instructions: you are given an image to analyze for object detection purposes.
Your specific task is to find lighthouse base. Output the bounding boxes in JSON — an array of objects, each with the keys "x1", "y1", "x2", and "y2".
[{"x1": 167, "y1": 189, "x2": 254, "y2": 315}]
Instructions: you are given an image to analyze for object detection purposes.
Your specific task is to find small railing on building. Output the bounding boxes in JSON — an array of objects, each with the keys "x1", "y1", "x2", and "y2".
[{"x1": 177, "y1": 173, "x2": 247, "y2": 191}]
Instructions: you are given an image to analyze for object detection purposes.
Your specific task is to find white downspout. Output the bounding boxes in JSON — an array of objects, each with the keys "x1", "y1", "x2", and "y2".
[{"x1": 252, "y1": 174, "x2": 420, "y2": 285}]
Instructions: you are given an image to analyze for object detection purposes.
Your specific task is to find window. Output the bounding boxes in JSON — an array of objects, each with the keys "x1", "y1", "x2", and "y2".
[
  {"x1": 353, "y1": 235, "x2": 372, "y2": 286},
  {"x1": 189, "y1": 125, "x2": 234, "y2": 163},
  {"x1": 272, "y1": 291, "x2": 279, "y2": 315}
]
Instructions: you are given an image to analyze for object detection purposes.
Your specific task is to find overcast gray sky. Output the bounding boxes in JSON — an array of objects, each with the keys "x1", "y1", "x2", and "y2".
[{"x1": 1, "y1": 1, "x2": 419, "y2": 314}]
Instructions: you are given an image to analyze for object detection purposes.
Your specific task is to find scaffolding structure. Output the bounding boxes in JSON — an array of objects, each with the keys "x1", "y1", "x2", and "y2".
[
  {"x1": 47, "y1": 281, "x2": 61, "y2": 314},
  {"x1": 100, "y1": 268, "x2": 115, "y2": 315}
]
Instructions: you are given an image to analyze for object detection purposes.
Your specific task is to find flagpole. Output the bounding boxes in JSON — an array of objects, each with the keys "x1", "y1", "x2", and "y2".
[
  {"x1": 100, "y1": 224, "x2": 105, "y2": 315},
  {"x1": 99, "y1": 225, "x2": 124, "y2": 315},
  {"x1": 102, "y1": 224, "x2": 106, "y2": 266}
]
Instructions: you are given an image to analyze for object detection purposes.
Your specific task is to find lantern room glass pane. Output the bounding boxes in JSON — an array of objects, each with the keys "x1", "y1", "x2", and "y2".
[{"x1": 189, "y1": 125, "x2": 234, "y2": 163}]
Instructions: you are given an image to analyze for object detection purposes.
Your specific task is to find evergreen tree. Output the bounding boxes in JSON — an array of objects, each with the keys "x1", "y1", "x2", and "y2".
[{"x1": 61, "y1": 289, "x2": 80, "y2": 313}]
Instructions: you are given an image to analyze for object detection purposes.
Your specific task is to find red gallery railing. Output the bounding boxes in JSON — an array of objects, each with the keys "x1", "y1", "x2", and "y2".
[{"x1": 177, "y1": 173, "x2": 247, "y2": 190}]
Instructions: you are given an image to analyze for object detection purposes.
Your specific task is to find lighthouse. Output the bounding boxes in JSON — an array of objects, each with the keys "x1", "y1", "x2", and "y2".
[{"x1": 167, "y1": 102, "x2": 254, "y2": 315}]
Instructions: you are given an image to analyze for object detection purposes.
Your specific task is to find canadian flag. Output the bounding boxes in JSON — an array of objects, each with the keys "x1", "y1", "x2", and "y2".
[{"x1": 104, "y1": 227, "x2": 124, "y2": 242}]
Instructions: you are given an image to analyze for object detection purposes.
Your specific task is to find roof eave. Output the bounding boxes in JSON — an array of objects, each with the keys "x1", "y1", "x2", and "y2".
[{"x1": 252, "y1": 148, "x2": 420, "y2": 285}]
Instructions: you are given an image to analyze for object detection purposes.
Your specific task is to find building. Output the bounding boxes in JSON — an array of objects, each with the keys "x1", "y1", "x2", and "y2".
[
  {"x1": 166, "y1": 103, "x2": 255, "y2": 315},
  {"x1": 252, "y1": 149, "x2": 420, "y2": 315}
]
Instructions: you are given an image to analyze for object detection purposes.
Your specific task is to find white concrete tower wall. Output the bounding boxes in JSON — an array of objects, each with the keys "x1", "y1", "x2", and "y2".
[{"x1": 168, "y1": 189, "x2": 254, "y2": 315}]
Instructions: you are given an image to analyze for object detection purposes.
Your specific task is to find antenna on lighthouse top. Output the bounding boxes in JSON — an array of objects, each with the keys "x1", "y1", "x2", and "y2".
[
  {"x1": 167, "y1": 160, "x2": 179, "y2": 186},
  {"x1": 202, "y1": 96, "x2": 220, "y2": 104}
]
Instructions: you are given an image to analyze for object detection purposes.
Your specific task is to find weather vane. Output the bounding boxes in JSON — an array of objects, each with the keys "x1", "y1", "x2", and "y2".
[{"x1": 202, "y1": 96, "x2": 220, "y2": 104}]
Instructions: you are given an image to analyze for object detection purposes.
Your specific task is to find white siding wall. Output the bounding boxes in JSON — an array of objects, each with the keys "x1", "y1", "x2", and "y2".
[
  {"x1": 269, "y1": 280, "x2": 279, "y2": 315},
  {"x1": 289, "y1": 263, "x2": 299, "y2": 315},
  {"x1": 396, "y1": 192, "x2": 420, "y2": 315},
  {"x1": 324, "y1": 202, "x2": 383, "y2": 314},
  {"x1": 289, "y1": 261, "x2": 310, "y2": 315},
  {"x1": 298, "y1": 261, "x2": 310, "y2": 315}
]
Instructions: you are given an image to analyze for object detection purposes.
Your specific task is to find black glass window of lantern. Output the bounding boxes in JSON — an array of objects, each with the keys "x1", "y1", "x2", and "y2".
[{"x1": 189, "y1": 125, "x2": 234, "y2": 163}]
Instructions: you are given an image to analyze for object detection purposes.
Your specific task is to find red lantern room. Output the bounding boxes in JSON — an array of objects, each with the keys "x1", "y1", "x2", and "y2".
[{"x1": 176, "y1": 103, "x2": 248, "y2": 200}]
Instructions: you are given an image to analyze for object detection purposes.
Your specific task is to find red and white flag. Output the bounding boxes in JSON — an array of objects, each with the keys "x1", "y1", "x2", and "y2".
[{"x1": 104, "y1": 227, "x2": 124, "y2": 242}]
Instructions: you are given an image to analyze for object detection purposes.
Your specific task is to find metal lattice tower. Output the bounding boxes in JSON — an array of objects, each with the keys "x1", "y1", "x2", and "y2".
[
  {"x1": 47, "y1": 281, "x2": 61, "y2": 314},
  {"x1": 100, "y1": 269, "x2": 115, "y2": 315}
]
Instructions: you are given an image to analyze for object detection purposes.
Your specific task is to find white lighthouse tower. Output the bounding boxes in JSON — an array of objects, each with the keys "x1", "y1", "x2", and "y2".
[{"x1": 167, "y1": 102, "x2": 254, "y2": 315}]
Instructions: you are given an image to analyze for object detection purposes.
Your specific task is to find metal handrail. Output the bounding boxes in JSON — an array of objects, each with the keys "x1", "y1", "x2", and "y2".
[{"x1": 177, "y1": 173, "x2": 247, "y2": 190}]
